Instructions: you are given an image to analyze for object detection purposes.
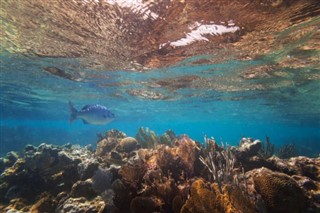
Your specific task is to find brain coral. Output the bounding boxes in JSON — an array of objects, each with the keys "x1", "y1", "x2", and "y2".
[{"x1": 252, "y1": 167, "x2": 307, "y2": 213}]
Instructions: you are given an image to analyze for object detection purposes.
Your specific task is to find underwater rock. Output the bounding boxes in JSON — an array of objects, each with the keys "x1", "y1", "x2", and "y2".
[
  {"x1": 0, "y1": 182, "x2": 9, "y2": 203},
  {"x1": 4, "y1": 152, "x2": 19, "y2": 168},
  {"x1": 0, "y1": 158, "x2": 5, "y2": 174},
  {"x1": 3, "y1": 198, "x2": 29, "y2": 212},
  {"x1": 119, "y1": 137, "x2": 138, "y2": 153},
  {"x1": 70, "y1": 179, "x2": 97, "y2": 199},
  {"x1": 292, "y1": 174, "x2": 320, "y2": 209},
  {"x1": 24, "y1": 144, "x2": 36, "y2": 152},
  {"x1": 263, "y1": 156, "x2": 320, "y2": 180},
  {"x1": 292, "y1": 175, "x2": 318, "y2": 191},
  {"x1": 251, "y1": 167, "x2": 307, "y2": 213},
  {"x1": 77, "y1": 159, "x2": 99, "y2": 180},
  {"x1": 234, "y1": 138, "x2": 262, "y2": 161},
  {"x1": 24, "y1": 143, "x2": 65, "y2": 173},
  {"x1": 241, "y1": 156, "x2": 274, "y2": 172},
  {"x1": 92, "y1": 167, "x2": 113, "y2": 194},
  {"x1": 110, "y1": 151, "x2": 122, "y2": 161},
  {"x1": 0, "y1": 143, "x2": 100, "y2": 209},
  {"x1": 287, "y1": 156, "x2": 320, "y2": 181},
  {"x1": 30, "y1": 193, "x2": 57, "y2": 213},
  {"x1": 112, "y1": 179, "x2": 135, "y2": 212},
  {"x1": 0, "y1": 152, "x2": 19, "y2": 177},
  {"x1": 239, "y1": 153, "x2": 312, "y2": 174},
  {"x1": 56, "y1": 197, "x2": 106, "y2": 213},
  {"x1": 130, "y1": 196, "x2": 161, "y2": 213},
  {"x1": 1, "y1": 159, "x2": 28, "y2": 187},
  {"x1": 266, "y1": 156, "x2": 297, "y2": 175},
  {"x1": 172, "y1": 195, "x2": 184, "y2": 213}
]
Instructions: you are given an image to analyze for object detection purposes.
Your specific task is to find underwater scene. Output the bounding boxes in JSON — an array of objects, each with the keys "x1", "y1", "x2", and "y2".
[{"x1": 0, "y1": 0, "x2": 320, "y2": 212}]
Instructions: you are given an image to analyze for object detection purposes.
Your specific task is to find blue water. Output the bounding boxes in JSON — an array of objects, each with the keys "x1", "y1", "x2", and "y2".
[
  {"x1": 1, "y1": 118, "x2": 319, "y2": 156},
  {"x1": 1, "y1": 51, "x2": 319, "y2": 157}
]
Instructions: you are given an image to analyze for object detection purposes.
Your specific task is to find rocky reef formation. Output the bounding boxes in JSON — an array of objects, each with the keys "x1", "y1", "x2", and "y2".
[{"x1": 0, "y1": 129, "x2": 319, "y2": 213}]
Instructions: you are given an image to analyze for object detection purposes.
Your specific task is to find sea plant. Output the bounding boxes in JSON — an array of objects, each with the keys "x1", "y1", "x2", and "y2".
[
  {"x1": 135, "y1": 128, "x2": 177, "y2": 148},
  {"x1": 135, "y1": 127, "x2": 158, "y2": 149},
  {"x1": 199, "y1": 136, "x2": 237, "y2": 193},
  {"x1": 277, "y1": 143, "x2": 298, "y2": 159},
  {"x1": 258, "y1": 136, "x2": 275, "y2": 159},
  {"x1": 158, "y1": 129, "x2": 176, "y2": 146}
]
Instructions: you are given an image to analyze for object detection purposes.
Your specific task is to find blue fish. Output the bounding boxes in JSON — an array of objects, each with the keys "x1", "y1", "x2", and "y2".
[{"x1": 69, "y1": 101, "x2": 115, "y2": 125}]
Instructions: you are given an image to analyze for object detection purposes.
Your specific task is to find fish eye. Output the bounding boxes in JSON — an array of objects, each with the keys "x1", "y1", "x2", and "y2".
[{"x1": 103, "y1": 114, "x2": 107, "y2": 118}]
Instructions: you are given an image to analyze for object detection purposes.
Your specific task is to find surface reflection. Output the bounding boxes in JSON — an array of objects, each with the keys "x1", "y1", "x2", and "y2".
[{"x1": 1, "y1": 0, "x2": 319, "y2": 70}]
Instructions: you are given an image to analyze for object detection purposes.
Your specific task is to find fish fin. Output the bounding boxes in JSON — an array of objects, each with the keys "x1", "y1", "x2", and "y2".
[
  {"x1": 69, "y1": 101, "x2": 78, "y2": 123},
  {"x1": 82, "y1": 119, "x2": 90, "y2": 124}
]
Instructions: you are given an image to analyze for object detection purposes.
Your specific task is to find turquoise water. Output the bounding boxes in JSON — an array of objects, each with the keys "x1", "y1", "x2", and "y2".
[
  {"x1": 1, "y1": 52, "x2": 319, "y2": 157},
  {"x1": 0, "y1": 1, "x2": 320, "y2": 157}
]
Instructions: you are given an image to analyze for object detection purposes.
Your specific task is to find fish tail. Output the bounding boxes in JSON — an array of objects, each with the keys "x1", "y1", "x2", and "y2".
[{"x1": 69, "y1": 101, "x2": 78, "y2": 123}]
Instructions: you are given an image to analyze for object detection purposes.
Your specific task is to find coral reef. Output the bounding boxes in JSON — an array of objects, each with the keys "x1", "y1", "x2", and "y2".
[
  {"x1": 234, "y1": 137, "x2": 262, "y2": 161},
  {"x1": 0, "y1": 143, "x2": 106, "y2": 212},
  {"x1": 135, "y1": 127, "x2": 158, "y2": 149},
  {"x1": 135, "y1": 127, "x2": 177, "y2": 149},
  {"x1": 156, "y1": 135, "x2": 200, "y2": 180},
  {"x1": 180, "y1": 179, "x2": 255, "y2": 213},
  {"x1": 119, "y1": 137, "x2": 139, "y2": 153},
  {"x1": 56, "y1": 196, "x2": 106, "y2": 213},
  {"x1": 199, "y1": 136, "x2": 237, "y2": 193},
  {"x1": 248, "y1": 167, "x2": 307, "y2": 213},
  {"x1": 0, "y1": 128, "x2": 319, "y2": 212}
]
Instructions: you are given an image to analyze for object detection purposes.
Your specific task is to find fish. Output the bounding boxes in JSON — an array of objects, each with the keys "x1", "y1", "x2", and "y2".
[{"x1": 69, "y1": 101, "x2": 115, "y2": 125}]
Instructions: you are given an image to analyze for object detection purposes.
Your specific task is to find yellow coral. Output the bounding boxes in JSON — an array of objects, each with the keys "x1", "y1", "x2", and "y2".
[
  {"x1": 181, "y1": 179, "x2": 219, "y2": 213},
  {"x1": 181, "y1": 179, "x2": 255, "y2": 213}
]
